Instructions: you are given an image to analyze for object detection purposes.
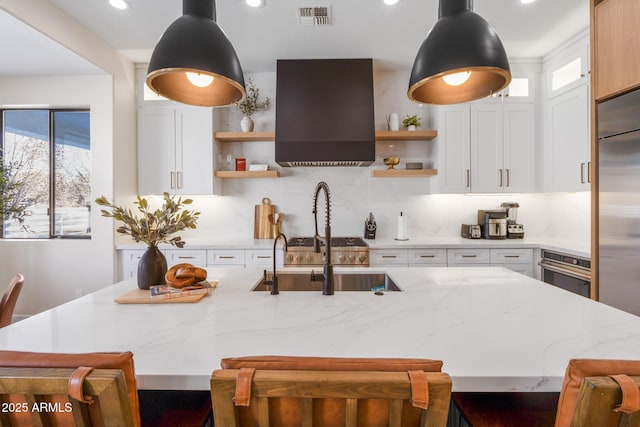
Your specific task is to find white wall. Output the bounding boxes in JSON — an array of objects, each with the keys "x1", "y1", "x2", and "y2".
[{"x1": 0, "y1": 0, "x2": 136, "y2": 316}]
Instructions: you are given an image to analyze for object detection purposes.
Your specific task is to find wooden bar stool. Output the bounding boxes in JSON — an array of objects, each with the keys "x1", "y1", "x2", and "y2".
[
  {"x1": 0, "y1": 366, "x2": 135, "y2": 426},
  {"x1": 211, "y1": 355, "x2": 452, "y2": 427},
  {"x1": 0, "y1": 274, "x2": 24, "y2": 328},
  {"x1": 452, "y1": 358, "x2": 640, "y2": 427}
]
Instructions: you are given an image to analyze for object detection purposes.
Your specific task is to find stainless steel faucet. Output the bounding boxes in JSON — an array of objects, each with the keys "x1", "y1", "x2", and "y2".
[
  {"x1": 263, "y1": 232, "x2": 287, "y2": 295},
  {"x1": 312, "y1": 181, "x2": 334, "y2": 295}
]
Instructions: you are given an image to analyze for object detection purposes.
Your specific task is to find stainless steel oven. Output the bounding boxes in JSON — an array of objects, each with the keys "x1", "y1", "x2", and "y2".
[{"x1": 539, "y1": 250, "x2": 591, "y2": 298}]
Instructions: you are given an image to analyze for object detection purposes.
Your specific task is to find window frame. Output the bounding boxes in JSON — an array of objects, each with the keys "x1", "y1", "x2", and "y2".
[{"x1": 0, "y1": 108, "x2": 91, "y2": 240}]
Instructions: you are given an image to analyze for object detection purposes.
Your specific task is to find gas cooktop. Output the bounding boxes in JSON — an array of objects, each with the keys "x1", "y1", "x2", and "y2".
[
  {"x1": 287, "y1": 237, "x2": 368, "y2": 248},
  {"x1": 285, "y1": 237, "x2": 369, "y2": 266}
]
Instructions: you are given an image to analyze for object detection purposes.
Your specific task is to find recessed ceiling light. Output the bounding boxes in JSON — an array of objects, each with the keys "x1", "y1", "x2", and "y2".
[
  {"x1": 109, "y1": 0, "x2": 129, "y2": 10},
  {"x1": 384, "y1": 0, "x2": 401, "y2": 5},
  {"x1": 521, "y1": 0, "x2": 536, "y2": 4},
  {"x1": 246, "y1": 0, "x2": 264, "y2": 7}
]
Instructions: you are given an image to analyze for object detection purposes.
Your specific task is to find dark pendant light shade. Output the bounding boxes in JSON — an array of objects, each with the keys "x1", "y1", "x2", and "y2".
[
  {"x1": 147, "y1": 0, "x2": 246, "y2": 107},
  {"x1": 408, "y1": 0, "x2": 511, "y2": 105}
]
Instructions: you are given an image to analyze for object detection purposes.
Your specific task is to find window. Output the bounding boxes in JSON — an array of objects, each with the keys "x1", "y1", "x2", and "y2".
[
  {"x1": 507, "y1": 78, "x2": 529, "y2": 98},
  {"x1": 551, "y1": 57, "x2": 582, "y2": 92},
  {"x1": 1, "y1": 109, "x2": 91, "y2": 239}
]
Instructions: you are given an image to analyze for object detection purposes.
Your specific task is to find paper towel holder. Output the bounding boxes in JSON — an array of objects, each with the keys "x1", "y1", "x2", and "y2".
[{"x1": 395, "y1": 211, "x2": 409, "y2": 241}]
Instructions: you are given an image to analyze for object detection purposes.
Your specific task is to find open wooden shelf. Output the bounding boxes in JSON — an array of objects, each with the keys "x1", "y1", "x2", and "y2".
[
  {"x1": 214, "y1": 132, "x2": 275, "y2": 142},
  {"x1": 214, "y1": 170, "x2": 280, "y2": 179},
  {"x1": 372, "y1": 169, "x2": 438, "y2": 178},
  {"x1": 375, "y1": 130, "x2": 437, "y2": 141},
  {"x1": 214, "y1": 130, "x2": 437, "y2": 142}
]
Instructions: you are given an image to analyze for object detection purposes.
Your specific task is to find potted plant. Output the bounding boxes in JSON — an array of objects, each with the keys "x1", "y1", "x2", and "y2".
[
  {"x1": 96, "y1": 193, "x2": 200, "y2": 290},
  {"x1": 402, "y1": 115, "x2": 422, "y2": 131},
  {"x1": 234, "y1": 78, "x2": 271, "y2": 132}
]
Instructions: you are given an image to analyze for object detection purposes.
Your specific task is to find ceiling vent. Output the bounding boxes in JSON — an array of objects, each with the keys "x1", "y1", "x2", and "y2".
[{"x1": 297, "y1": 6, "x2": 331, "y2": 26}]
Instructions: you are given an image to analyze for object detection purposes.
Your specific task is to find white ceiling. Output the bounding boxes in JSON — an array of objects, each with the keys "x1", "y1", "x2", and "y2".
[{"x1": 1, "y1": 0, "x2": 589, "y2": 75}]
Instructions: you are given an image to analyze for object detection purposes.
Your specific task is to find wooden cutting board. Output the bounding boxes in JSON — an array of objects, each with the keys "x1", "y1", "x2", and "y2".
[
  {"x1": 114, "y1": 289, "x2": 207, "y2": 304},
  {"x1": 254, "y1": 197, "x2": 276, "y2": 239}
]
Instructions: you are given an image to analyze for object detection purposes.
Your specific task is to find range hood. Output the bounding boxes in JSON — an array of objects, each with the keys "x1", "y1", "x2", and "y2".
[{"x1": 275, "y1": 59, "x2": 375, "y2": 167}]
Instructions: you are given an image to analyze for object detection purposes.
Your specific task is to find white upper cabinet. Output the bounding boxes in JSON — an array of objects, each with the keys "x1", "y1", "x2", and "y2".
[
  {"x1": 470, "y1": 103, "x2": 536, "y2": 193},
  {"x1": 543, "y1": 30, "x2": 590, "y2": 192},
  {"x1": 544, "y1": 31, "x2": 589, "y2": 99},
  {"x1": 438, "y1": 97, "x2": 536, "y2": 193},
  {"x1": 545, "y1": 84, "x2": 590, "y2": 191},
  {"x1": 136, "y1": 65, "x2": 217, "y2": 195},
  {"x1": 137, "y1": 106, "x2": 216, "y2": 195},
  {"x1": 437, "y1": 106, "x2": 471, "y2": 193},
  {"x1": 479, "y1": 70, "x2": 536, "y2": 104},
  {"x1": 436, "y1": 63, "x2": 537, "y2": 194}
]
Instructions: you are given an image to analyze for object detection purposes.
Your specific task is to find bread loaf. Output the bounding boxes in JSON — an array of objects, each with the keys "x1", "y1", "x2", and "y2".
[{"x1": 165, "y1": 263, "x2": 207, "y2": 289}]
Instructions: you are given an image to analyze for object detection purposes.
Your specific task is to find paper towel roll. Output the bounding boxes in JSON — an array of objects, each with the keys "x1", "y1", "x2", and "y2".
[{"x1": 396, "y1": 212, "x2": 408, "y2": 241}]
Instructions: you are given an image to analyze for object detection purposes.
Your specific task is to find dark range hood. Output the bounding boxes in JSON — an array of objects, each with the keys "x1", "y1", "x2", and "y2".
[{"x1": 275, "y1": 59, "x2": 375, "y2": 167}]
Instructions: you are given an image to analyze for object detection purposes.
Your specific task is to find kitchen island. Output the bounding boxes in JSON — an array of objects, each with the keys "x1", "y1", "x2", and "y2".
[{"x1": 0, "y1": 266, "x2": 637, "y2": 392}]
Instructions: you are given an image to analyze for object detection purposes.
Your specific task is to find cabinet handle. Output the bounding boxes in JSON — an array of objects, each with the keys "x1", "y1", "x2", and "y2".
[
  {"x1": 177, "y1": 256, "x2": 195, "y2": 259},
  {"x1": 587, "y1": 161, "x2": 591, "y2": 184},
  {"x1": 506, "y1": 169, "x2": 510, "y2": 187},
  {"x1": 382, "y1": 255, "x2": 397, "y2": 259},
  {"x1": 499, "y1": 169, "x2": 503, "y2": 187},
  {"x1": 462, "y1": 255, "x2": 478, "y2": 258},
  {"x1": 177, "y1": 171, "x2": 182, "y2": 189},
  {"x1": 580, "y1": 163, "x2": 586, "y2": 184},
  {"x1": 419, "y1": 255, "x2": 436, "y2": 258},
  {"x1": 504, "y1": 255, "x2": 521, "y2": 259},
  {"x1": 256, "y1": 256, "x2": 272, "y2": 259},
  {"x1": 466, "y1": 169, "x2": 471, "y2": 188},
  {"x1": 219, "y1": 256, "x2": 236, "y2": 259},
  {"x1": 170, "y1": 172, "x2": 175, "y2": 189}
]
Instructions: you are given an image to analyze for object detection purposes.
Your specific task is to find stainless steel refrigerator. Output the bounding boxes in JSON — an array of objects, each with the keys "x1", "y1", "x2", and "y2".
[{"x1": 598, "y1": 87, "x2": 640, "y2": 316}]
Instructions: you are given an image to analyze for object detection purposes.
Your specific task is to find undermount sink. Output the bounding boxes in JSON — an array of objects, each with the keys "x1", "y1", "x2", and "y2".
[{"x1": 252, "y1": 272, "x2": 402, "y2": 292}]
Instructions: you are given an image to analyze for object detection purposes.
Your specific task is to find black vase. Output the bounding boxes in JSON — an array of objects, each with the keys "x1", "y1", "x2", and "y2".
[{"x1": 137, "y1": 246, "x2": 167, "y2": 290}]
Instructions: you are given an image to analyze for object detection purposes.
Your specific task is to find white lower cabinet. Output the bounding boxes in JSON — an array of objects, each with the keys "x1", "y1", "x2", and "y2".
[
  {"x1": 447, "y1": 248, "x2": 491, "y2": 266},
  {"x1": 120, "y1": 246, "x2": 535, "y2": 279},
  {"x1": 490, "y1": 248, "x2": 534, "y2": 277},
  {"x1": 207, "y1": 250, "x2": 246, "y2": 267},
  {"x1": 408, "y1": 249, "x2": 447, "y2": 267},
  {"x1": 165, "y1": 249, "x2": 207, "y2": 266},
  {"x1": 369, "y1": 249, "x2": 409, "y2": 267},
  {"x1": 245, "y1": 250, "x2": 274, "y2": 266},
  {"x1": 120, "y1": 250, "x2": 146, "y2": 280}
]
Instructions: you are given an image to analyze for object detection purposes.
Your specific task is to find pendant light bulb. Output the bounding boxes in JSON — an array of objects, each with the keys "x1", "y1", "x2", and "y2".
[
  {"x1": 443, "y1": 71, "x2": 471, "y2": 86},
  {"x1": 186, "y1": 72, "x2": 214, "y2": 87}
]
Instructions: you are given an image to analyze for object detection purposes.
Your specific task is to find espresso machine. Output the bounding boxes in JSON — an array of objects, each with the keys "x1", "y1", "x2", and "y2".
[
  {"x1": 501, "y1": 202, "x2": 525, "y2": 239},
  {"x1": 477, "y1": 209, "x2": 507, "y2": 239}
]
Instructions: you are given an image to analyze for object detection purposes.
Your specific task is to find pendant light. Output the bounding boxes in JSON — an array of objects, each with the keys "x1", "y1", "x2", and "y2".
[
  {"x1": 408, "y1": 0, "x2": 511, "y2": 105},
  {"x1": 147, "y1": 0, "x2": 246, "y2": 107}
]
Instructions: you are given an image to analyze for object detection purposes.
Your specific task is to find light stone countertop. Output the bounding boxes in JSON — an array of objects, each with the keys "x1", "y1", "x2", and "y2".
[
  {"x1": 0, "y1": 266, "x2": 635, "y2": 392},
  {"x1": 116, "y1": 237, "x2": 591, "y2": 258}
]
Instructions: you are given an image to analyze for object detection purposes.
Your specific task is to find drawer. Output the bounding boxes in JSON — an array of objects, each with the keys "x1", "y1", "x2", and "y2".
[
  {"x1": 165, "y1": 249, "x2": 207, "y2": 267},
  {"x1": 409, "y1": 249, "x2": 447, "y2": 265},
  {"x1": 490, "y1": 248, "x2": 533, "y2": 264},
  {"x1": 207, "y1": 249, "x2": 246, "y2": 266},
  {"x1": 447, "y1": 248, "x2": 490, "y2": 265},
  {"x1": 246, "y1": 249, "x2": 274, "y2": 266},
  {"x1": 370, "y1": 249, "x2": 408, "y2": 266}
]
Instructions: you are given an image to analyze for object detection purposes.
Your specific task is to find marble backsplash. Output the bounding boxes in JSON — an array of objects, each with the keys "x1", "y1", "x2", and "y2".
[{"x1": 157, "y1": 171, "x2": 590, "y2": 244}]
